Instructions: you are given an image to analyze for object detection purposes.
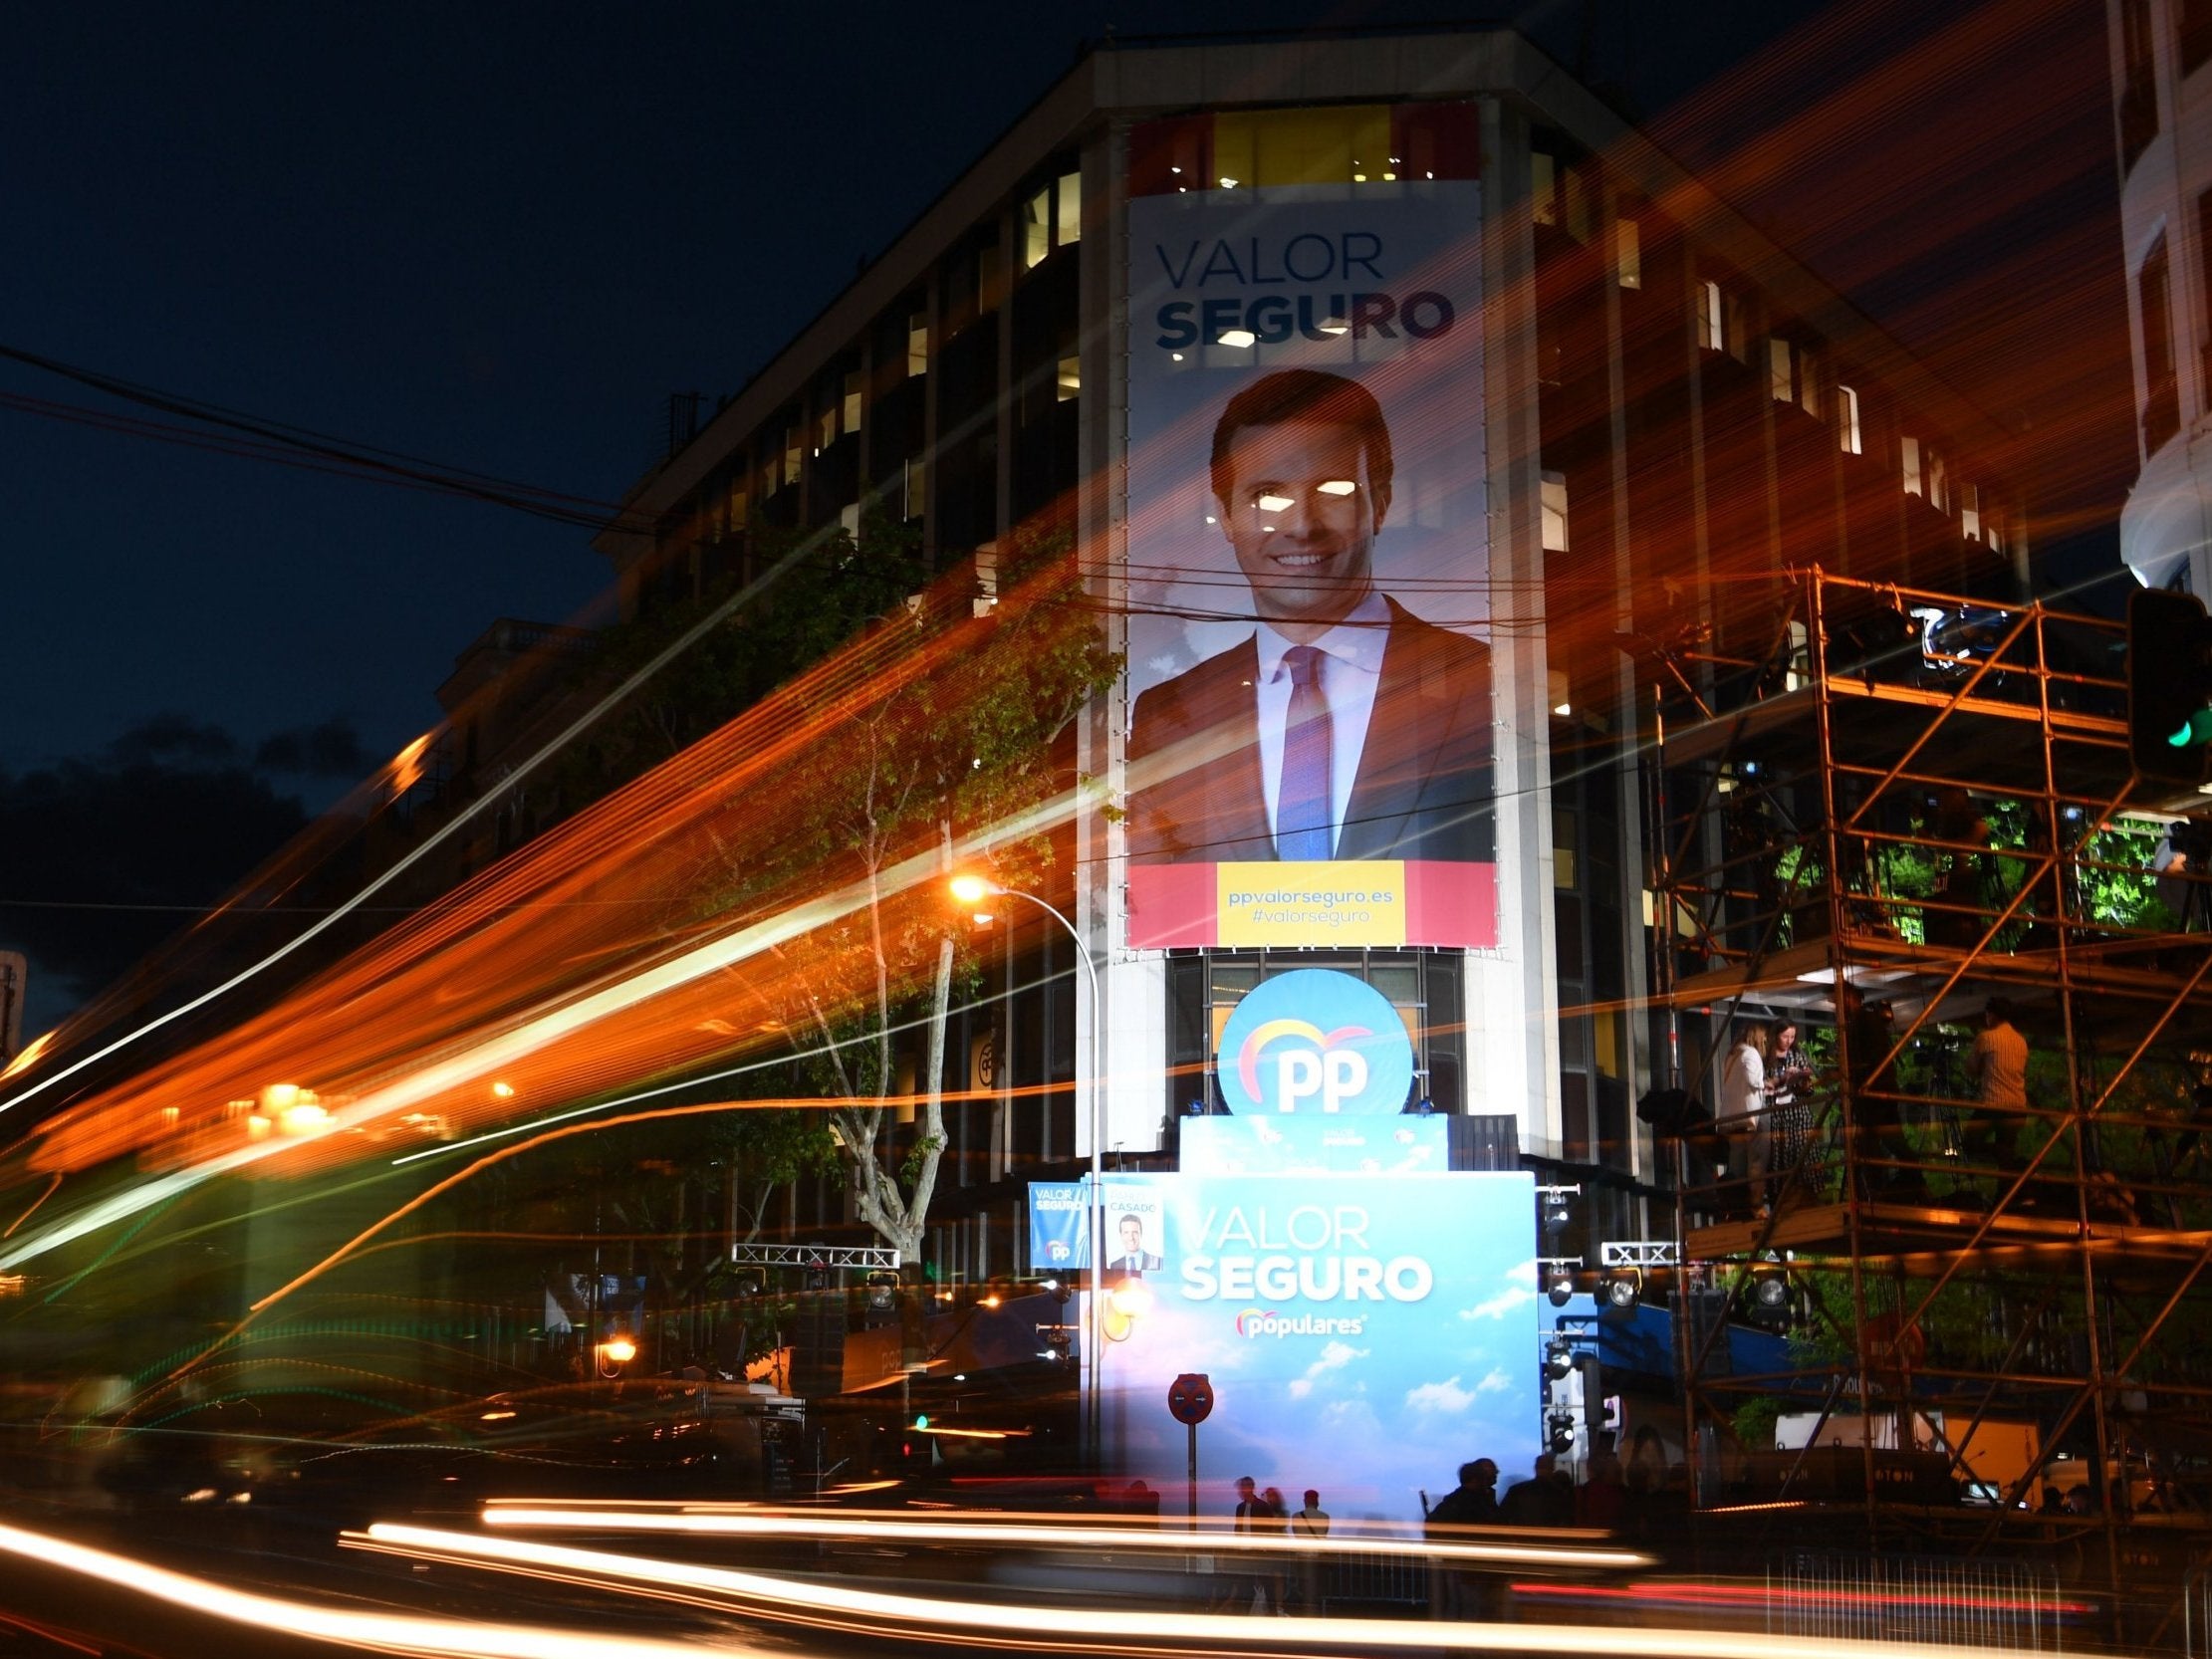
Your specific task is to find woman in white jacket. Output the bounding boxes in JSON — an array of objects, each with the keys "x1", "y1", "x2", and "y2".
[{"x1": 1721, "y1": 1024, "x2": 1770, "y2": 1216}]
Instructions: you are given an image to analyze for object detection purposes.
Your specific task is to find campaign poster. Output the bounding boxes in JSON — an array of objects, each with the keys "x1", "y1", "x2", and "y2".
[
  {"x1": 1085, "y1": 1170, "x2": 1539, "y2": 1528},
  {"x1": 1120, "y1": 108, "x2": 1493, "y2": 951}
]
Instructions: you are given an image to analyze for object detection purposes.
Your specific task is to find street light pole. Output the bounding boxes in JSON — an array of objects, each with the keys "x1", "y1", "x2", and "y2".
[{"x1": 951, "y1": 876, "x2": 1106, "y2": 1463}]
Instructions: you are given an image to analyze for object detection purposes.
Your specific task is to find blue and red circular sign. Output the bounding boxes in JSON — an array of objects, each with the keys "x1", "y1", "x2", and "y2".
[{"x1": 1215, "y1": 968, "x2": 1415, "y2": 1115}]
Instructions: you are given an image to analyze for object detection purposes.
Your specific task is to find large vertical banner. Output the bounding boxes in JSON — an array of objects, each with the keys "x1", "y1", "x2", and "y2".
[
  {"x1": 1121, "y1": 108, "x2": 1494, "y2": 951},
  {"x1": 1080, "y1": 1171, "x2": 1539, "y2": 1527}
]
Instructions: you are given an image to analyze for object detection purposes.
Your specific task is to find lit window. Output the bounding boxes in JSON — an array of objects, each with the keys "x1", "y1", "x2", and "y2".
[
  {"x1": 1768, "y1": 338, "x2": 1795, "y2": 402},
  {"x1": 843, "y1": 371, "x2": 862, "y2": 435},
  {"x1": 1055, "y1": 171, "x2": 1081, "y2": 247},
  {"x1": 1056, "y1": 355, "x2": 1081, "y2": 403},
  {"x1": 783, "y1": 425, "x2": 803, "y2": 488},
  {"x1": 1540, "y1": 471, "x2": 1570, "y2": 553},
  {"x1": 1928, "y1": 451, "x2": 1949, "y2": 514},
  {"x1": 1532, "y1": 152, "x2": 1558, "y2": 226},
  {"x1": 907, "y1": 314, "x2": 928, "y2": 377},
  {"x1": 727, "y1": 479, "x2": 748, "y2": 528},
  {"x1": 975, "y1": 540, "x2": 999, "y2": 617},
  {"x1": 817, "y1": 402, "x2": 838, "y2": 450},
  {"x1": 1836, "y1": 384, "x2": 1862, "y2": 454},
  {"x1": 1961, "y1": 483, "x2": 1982, "y2": 542},
  {"x1": 903, "y1": 456, "x2": 926, "y2": 521},
  {"x1": 1986, "y1": 510, "x2": 2006, "y2": 555},
  {"x1": 1024, "y1": 186, "x2": 1051, "y2": 270},
  {"x1": 1615, "y1": 217, "x2": 1641, "y2": 290},
  {"x1": 1696, "y1": 281, "x2": 1723, "y2": 352},
  {"x1": 1900, "y1": 436, "x2": 1923, "y2": 497}
]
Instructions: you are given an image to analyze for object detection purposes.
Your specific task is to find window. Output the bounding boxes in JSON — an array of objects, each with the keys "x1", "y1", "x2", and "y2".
[
  {"x1": 1696, "y1": 280, "x2": 1723, "y2": 352},
  {"x1": 902, "y1": 456, "x2": 926, "y2": 521},
  {"x1": 906, "y1": 313, "x2": 929, "y2": 377},
  {"x1": 2141, "y1": 231, "x2": 2180, "y2": 454},
  {"x1": 1835, "y1": 384, "x2": 1863, "y2": 454},
  {"x1": 1540, "y1": 471, "x2": 1570, "y2": 553},
  {"x1": 974, "y1": 540, "x2": 999, "y2": 617},
  {"x1": 838, "y1": 500, "x2": 860, "y2": 539},
  {"x1": 782, "y1": 423, "x2": 803, "y2": 489},
  {"x1": 2119, "y1": 0, "x2": 2159, "y2": 169},
  {"x1": 842, "y1": 370, "x2": 862, "y2": 435},
  {"x1": 1532, "y1": 151, "x2": 1558, "y2": 225},
  {"x1": 1023, "y1": 186, "x2": 1051, "y2": 270},
  {"x1": 1961, "y1": 484, "x2": 1982, "y2": 542},
  {"x1": 1901, "y1": 436, "x2": 1923, "y2": 497},
  {"x1": 1021, "y1": 171, "x2": 1081, "y2": 273},
  {"x1": 1055, "y1": 170, "x2": 1081, "y2": 248},
  {"x1": 1768, "y1": 338, "x2": 1794, "y2": 402},
  {"x1": 1927, "y1": 450, "x2": 1950, "y2": 514},
  {"x1": 1056, "y1": 354, "x2": 1081, "y2": 403},
  {"x1": 1615, "y1": 217, "x2": 1641, "y2": 290},
  {"x1": 725, "y1": 477, "x2": 749, "y2": 530}
]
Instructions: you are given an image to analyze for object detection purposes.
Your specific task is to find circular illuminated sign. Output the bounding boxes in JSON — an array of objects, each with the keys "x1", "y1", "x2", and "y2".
[{"x1": 1215, "y1": 968, "x2": 1415, "y2": 1116}]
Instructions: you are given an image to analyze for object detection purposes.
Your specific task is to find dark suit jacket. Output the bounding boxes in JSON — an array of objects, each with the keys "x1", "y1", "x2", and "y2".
[{"x1": 1128, "y1": 597, "x2": 1493, "y2": 865}]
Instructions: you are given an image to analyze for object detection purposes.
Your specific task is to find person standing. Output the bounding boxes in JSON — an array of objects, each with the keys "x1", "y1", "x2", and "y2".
[
  {"x1": 1720, "y1": 1023, "x2": 1769, "y2": 1215},
  {"x1": 1962, "y1": 999, "x2": 2028, "y2": 1174},
  {"x1": 1290, "y1": 1490, "x2": 1331, "y2": 1614},
  {"x1": 1423, "y1": 1458, "x2": 1498, "y2": 1620},
  {"x1": 1765, "y1": 1022, "x2": 1814, "y2": 1205}
]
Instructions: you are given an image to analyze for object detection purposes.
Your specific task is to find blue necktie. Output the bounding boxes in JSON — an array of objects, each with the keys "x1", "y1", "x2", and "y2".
[{"x1": 1277, "y1": 645, "x2": 1334, "y2": 860}]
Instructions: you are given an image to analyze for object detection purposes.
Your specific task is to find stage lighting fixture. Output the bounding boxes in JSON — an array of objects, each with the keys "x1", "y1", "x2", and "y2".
[
  {"x1": 1601, "y1": 1268, "x2": 1642, "y2": 1315},
  {"x1": 1540, "y1": 1191, "x2": 1573, "y2": 1238},
  {"x1": 1546, "y1": 1265, "x2": 1576, "y2": 1307}
]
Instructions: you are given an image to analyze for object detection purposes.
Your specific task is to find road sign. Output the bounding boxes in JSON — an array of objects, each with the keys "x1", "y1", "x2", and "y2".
[{"x1": 1167, "y1": 1372, "x2": 1214, "y2": 1426}]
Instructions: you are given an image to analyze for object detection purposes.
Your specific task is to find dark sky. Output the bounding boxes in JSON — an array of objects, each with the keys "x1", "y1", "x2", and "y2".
[{"x1": 0, "y1": 0, "x2": 2128, "y2": 1026}]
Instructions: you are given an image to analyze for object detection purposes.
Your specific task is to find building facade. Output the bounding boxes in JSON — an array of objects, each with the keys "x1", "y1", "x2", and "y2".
[{"x1": 592, "y1": 28, "x2": 2025, "y2": 1276}]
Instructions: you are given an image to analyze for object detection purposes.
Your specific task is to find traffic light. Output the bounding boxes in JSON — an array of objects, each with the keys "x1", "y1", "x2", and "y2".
[{"x1": 2128, "y1": 588, "x2": 2212, "y2": 792}]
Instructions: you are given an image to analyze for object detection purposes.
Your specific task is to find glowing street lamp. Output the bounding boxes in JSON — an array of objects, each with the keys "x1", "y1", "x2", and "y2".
[{"x1": 949, "y1": 871, "x2": 1106, "y2": 1457}]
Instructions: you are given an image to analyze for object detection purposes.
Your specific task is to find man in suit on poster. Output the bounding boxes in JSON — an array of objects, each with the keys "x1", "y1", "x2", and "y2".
[{"x1": 1127, "y1": 369, "x2": 1494, "y2": 869}]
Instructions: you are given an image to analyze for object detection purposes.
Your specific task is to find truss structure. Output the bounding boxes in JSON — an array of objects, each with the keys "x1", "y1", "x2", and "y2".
[
  {"x1": 730, "y1": 1242, "x2": 902, "y2": 1272},
  {"x1": 1649, "y1": 570, "x2": 2212, "y2": 1620}
]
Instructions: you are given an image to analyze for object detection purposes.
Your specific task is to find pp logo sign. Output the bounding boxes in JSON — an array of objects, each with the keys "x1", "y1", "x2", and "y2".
[{"x1": 1215, "y1": 968, "x2": 1415, "y2": 1116}]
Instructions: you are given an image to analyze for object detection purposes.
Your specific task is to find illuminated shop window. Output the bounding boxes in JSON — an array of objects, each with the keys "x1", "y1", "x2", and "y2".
[
  {"x1": 1615, "y1": 217, "x2": 1641, "y2": 289},
  {"x1": 907, "y1": 314, "x2": 929, "y2": 377},
  {"x1": 1900, "y1": 436, "x2": 1923, "y2": 497},
  {"x1": 1056, "y1": 355, "x2": 1081, "y2": 403},
  {"x1": 1836, "y1": 384, "x2": 1863, "y2": 454},
  {"x1": 1540, "y1": 471, "x2": 1570, "y2": 553}
]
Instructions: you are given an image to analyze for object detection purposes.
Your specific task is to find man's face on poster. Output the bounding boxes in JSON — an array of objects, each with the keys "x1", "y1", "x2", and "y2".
[
  {"x1": 1119, "y1": 1217, "x2": 1145, "y2": 1256},
  {"x1": 1215, "y1": 418, "x2": 1391, "y2": 641}
]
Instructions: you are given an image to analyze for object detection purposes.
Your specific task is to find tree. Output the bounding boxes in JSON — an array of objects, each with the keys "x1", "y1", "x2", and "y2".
[{"x1": 552, "y1": 510, "x2": 1119, "y2": 1262}]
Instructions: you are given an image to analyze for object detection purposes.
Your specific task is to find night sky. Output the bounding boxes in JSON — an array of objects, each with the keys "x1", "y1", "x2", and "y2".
[{"x1": 0, "y1": 0, "x2": 2126, "y2": 1029}]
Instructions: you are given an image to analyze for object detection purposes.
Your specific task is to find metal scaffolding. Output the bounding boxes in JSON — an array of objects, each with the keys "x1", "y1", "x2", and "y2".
[{"x1": 1647, "y1": 569, "x2": 2212, "y2": 1630}]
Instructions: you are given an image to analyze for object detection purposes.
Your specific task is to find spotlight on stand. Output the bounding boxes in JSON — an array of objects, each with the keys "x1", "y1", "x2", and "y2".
[
  {"x1": 865, "y1": 1270, "x2": 900, "y2": 1313},
  {"x1": 1547, "y1": 1411, "x2": 1577, "y2": 1455},
  {"x1": 1546, "y1": 1264, "x2": 1577, "y2": 1307},
  {"x1": 1746, "y1": 1266, "x2": 1794, "y2": 1332},
  {"x1": 1600, "y1": 1267, "x2": 1642, "y2": 1318},
  {"x1": 1545, "y1": 1339, "x2": 1575, "y2": 1382}
]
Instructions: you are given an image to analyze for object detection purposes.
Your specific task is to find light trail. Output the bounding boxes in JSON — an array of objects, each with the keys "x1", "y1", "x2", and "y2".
[
  {"x1": 362, "y1": 1520, "x2": 2026, "y2": 1659},
  {"x1": 476, "y1": 1500, "x2": 1650, "y2": 1569},
  {"x1": 0, "y1": 1519, "x2": 793, "y2": 1659}
]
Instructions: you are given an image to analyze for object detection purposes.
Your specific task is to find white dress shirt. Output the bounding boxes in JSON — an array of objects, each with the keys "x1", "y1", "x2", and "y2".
[{"x1": 1253, "y1": 590, "x2": 1390, "y2": 855}]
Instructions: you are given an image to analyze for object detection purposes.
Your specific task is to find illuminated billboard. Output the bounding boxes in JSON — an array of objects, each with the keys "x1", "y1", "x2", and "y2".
[
  {"x1": 1035, "y1": 1170, "x2": 1539, "y2": 1526},
  {"x1": 1120, "y1": 106, "x2": 1493, "y2": 951}
]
